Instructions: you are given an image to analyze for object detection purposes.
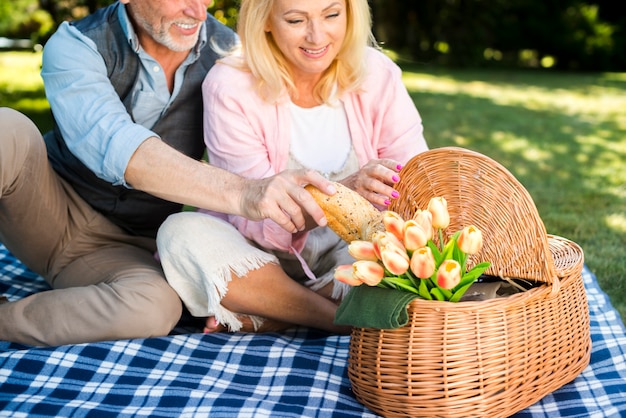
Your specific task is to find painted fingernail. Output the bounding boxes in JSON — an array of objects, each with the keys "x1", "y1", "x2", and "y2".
[
  {"x1": 396, "y1": 164, "x2": 403, "y2": 170},
  {"x1": 391, "y1": 191, "x2": 400, "y2": 198},
  {"x1": 384, "y1": 199, "x2": 391, "y2": 206},
  {"x1": 392, "y1": 175, "x2": 400, "y2": 183}
]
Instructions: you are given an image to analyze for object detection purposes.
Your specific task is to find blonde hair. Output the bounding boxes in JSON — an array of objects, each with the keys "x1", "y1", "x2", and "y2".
[{"x1": 234, "y1": 0, "x2": 377, "y2": 104}]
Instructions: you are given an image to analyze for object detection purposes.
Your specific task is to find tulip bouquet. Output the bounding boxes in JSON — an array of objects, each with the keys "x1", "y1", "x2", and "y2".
[{"x1": 334, "y1": 197, "x2": 491, "y2": 302}]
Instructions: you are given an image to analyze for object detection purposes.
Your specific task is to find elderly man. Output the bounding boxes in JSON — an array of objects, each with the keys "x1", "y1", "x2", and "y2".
[{"x1": 0, "y1": 0, "x2": 337, "y2": 346}]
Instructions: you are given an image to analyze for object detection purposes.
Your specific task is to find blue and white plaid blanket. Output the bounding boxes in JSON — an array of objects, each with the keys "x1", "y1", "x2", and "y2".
[{"x1": 1, "y1": 243, "x2": 625, "y2": 417}]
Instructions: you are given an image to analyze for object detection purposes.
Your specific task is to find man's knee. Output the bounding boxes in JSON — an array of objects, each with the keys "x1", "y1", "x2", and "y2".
[
  {"x1": 147, "y1": 279, "x2": 184, "y2": 335},
  {"x1": 0, "y1": 108, "x2": 46, "y2": 182},
  {"x1": 122, "y1": 277, "x2": 183, "y2": 338},
  {"x1": 0, "y1": 108, "x2": 42, "y2": 143}
]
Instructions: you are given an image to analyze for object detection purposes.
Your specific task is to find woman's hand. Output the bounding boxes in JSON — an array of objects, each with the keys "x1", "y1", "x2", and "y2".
[
  {"x1": 238, "y1": 169, "x2": 336, "y2": 233},
  {"x1": 340, "y1": 159, "x2": 402, "y2": 208}
]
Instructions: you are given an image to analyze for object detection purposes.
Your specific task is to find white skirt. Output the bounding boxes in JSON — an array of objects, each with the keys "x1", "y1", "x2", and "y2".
[{"x1": 156, "y1": 212, "x2": 351, "y2": 332}]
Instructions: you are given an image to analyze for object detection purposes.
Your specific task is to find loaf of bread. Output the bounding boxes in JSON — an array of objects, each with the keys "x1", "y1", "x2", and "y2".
[{"x1": 305, "y1": 182, "x2": 384, "y2": 243}]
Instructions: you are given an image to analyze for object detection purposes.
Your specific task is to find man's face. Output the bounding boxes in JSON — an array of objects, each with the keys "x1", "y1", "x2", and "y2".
[{"x1": 122, "y1": 0, "x2": 211, "y2": 52}]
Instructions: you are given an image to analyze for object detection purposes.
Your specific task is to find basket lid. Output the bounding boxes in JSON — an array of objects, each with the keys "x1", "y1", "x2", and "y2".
[{"x1": 390, "y1": 147, "x2": 557, "y2": 285}]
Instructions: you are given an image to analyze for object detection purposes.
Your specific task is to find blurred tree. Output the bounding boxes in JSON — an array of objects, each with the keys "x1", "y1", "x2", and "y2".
[
  {"x1": 208, "y1": 0, "x2": 239, "y2": 28},
  {"x1": 0, "y1": 0, "x2": 623, "y2": 70},
  {"x1": 0, "y1": 0, "x2": 53, "y2": 42}
]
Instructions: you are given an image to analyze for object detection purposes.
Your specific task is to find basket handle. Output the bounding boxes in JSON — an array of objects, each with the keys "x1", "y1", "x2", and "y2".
[{"x1": 390, "y1": 147, "x2": 557, "y2": 285}]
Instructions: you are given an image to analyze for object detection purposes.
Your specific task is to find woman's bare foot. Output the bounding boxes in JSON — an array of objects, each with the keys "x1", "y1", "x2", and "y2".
[
  {"x1": 203, "y1": 316, "x2": 223, "y2": 333},
  {"x1": 203, "y1": 315, "x2": 292, "y2": 334}
]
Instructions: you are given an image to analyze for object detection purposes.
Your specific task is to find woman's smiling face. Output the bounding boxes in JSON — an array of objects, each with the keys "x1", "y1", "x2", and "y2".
[{"x1": 265, "y1": 0, "x2": 347, "y2": 82}]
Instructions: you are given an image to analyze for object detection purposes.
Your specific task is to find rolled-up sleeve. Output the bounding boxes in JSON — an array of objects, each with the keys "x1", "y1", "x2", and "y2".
[{"x1": 41, "y1": 22, "x2": 155, "y2": 186}]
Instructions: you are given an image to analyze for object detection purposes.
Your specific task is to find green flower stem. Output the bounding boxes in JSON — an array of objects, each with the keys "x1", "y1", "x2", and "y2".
[
  {"x1": 404, "y1": 268, "x2": 420, "y2": 288},
  {"x1": 460, "y1": 253, "x2": 467, "y2": 275},
  {"x1": 438, "y1": 228, "x2": 444, "y2": 252}
]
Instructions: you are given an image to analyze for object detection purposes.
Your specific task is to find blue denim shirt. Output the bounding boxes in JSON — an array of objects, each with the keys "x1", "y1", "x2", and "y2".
[{"x1": 40, "y1": 4, "x2": 207, "y2": 186}]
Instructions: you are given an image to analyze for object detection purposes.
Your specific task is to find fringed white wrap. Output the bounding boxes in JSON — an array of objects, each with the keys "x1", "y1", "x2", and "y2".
[{"x1": 157, "y1": 212, "x2": 278, "y2": 332}]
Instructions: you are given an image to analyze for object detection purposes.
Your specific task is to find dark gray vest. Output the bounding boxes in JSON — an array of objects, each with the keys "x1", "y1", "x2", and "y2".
[{"x1": 44, "y1": 3, "x2": 236, "y2": 238}]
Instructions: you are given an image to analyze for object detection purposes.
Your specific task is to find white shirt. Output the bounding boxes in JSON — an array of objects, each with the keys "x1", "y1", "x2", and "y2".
[{"x1": 288, "y1": 101, "x2": 352, "y2": 177}]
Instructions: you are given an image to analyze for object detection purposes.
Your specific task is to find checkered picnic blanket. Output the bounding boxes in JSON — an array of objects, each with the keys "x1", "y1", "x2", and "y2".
[{"x1": 1, "y1": 243, "x2": 625, "y2": 417}]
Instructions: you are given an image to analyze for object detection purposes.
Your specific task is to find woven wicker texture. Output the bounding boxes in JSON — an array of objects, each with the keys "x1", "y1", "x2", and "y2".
[{"x1": 348, "y1": 147, "x2": 591, "y2": 417}]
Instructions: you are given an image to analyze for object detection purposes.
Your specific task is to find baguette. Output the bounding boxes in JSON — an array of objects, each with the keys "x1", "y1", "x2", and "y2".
[{"x1": 305, "y1": 182, "x2": 384, "y2": 243}]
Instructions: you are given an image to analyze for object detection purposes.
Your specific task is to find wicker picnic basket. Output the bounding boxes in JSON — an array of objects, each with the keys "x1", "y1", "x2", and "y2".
[{"x1": 347, "y1": 147, "x2": 591, "y2": 417}]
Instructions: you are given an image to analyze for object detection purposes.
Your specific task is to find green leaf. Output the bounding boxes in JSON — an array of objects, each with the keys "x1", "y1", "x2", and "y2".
[
  {"x1": 457, "y1": 275, "x2": 478, "y2": 288},
  {"x1": 430, "y1": 287, "x2": 449, "y2": 301},
  {"x1": 449, "y1": 282, "x2": 475, "y2": 302},
  {"x1": 464, "y1": 262, "x2": 491, "y2": 280},
  {"x1": 418, "y1": 279, "x2": 433, "y2": 300},
  {"x1": 471, "y1": 261, "x2": 492, "y2": 271},
  {"x1": 427, "y1": 240, "x2": 443, "y2": 265},
  {"x1": 385, "y1": 277, "x2": 420, "y2": 294},
  {"x1": 376, "y1": 282, "x2": 391, "y2": 289}
]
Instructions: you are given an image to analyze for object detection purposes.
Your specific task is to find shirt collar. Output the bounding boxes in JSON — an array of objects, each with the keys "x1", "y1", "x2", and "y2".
[{"x1": 118, "y1": 3, "x2": 207, "y2": 60}]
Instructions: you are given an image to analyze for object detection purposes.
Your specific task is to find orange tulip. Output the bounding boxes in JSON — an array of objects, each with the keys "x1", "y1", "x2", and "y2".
[
  {"x1": 403, "y1": 220, "x2": 429, "y2": 251},
  {"x1": 348, "y1": 240, "x2": 379, "y2": 261},
  {"x1": 353, "y1": 260, "x2": 385, "y2": 286},
  {"x1": 428, "y1": 197, "x2": 450, "y2": 229},
  {"x1": 380, "y1": 244, "x2": 410, "y2": 276},
  {"x1": 412, "y1": 209, "x2": 433, "y2": 241},
  {"x1": 457, "y1": 225, "x2": 483, "y2": 255},
  {"x1": 436, "y1": 260, "x2": 462, "y2": 289},
  {"x1": 410, "y1": 247, "x2": 436, "y2": 279},
  {"x1": 334, "y1": 264, "x2": 363, "y2": 286},
  {"x1": 382, "y1": 210, "x2": 405, "y2": 241}
]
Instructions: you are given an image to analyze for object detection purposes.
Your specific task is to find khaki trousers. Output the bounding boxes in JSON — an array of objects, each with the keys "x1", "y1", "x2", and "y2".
[{"x1": 0, "y1": 108, "x2": 182, "y2": 346}]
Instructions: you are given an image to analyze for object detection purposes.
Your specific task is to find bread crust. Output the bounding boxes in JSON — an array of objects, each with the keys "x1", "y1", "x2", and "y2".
[{"x1": 305, "y1": 182, "x2": 384, "y2": 242}]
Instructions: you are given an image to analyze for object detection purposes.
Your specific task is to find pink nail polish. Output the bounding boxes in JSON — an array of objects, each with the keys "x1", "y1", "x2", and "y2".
[
  {"x1": 391, "y1": 191, "x2": 399, "y2": 198},
  {"x1": 392, "y1": 175, "x2": 400, "y2": 183},
  {"x1": 384, "y1": 199, "x2": 391, "y2": 206},
  {"x1": 396, "y1": 164, "x2": 403, "y2": 170}
]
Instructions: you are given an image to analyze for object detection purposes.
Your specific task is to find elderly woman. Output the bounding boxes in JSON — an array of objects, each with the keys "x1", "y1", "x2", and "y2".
[{"x1": 157, "y1": 0, "x2": 428, "y2": 333}]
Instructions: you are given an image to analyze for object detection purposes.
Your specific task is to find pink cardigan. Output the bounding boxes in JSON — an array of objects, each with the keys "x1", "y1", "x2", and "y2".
[{"x1": 201, "y1": 47, "x2": 428, "y2": 253}]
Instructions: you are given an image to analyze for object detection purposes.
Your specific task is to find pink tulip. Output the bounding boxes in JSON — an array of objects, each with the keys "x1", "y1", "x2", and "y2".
[
  {"x1": 380, "y1": 244, "x2": 410, "y2": 276},
  {"x1": 372, "y1": 231, "x2": 405, "y2": 260},
  {"x1": 334, "y1": 265, "x2": 363, "y2": 286},
  {"x1": 410, "y1": 247, "x2": 436, "y2": 279},
  {"x1": 437, "y1": 260, "x2": 462, "y2": 289},
  {"x1": 386, "y1": 231, "x2": 405, "y2": 251},
  {"x1": 353, "y1": 260, "x2": 385, "y2": 286},
  {"x1": 370, "y1": 231, "x2": 386, "y2": 259},
  {"x1": 403, "y1": 220, "x2": 429, "y2": 251},
  {"x1": 382, "y1": 211, "x2": 405, "y2": 241},
  {"x1": 412, "y1": 209, "x2": 433, "y2": 241},
  {"x1": 348, "y1": 240, "x2": 379, "y2": 261},
  {"x1": 428, "y1": 197, "x2": 450, "y2": 229},
  {"x1": 457, "y1": 225, "x2": 484, "y2": 255}
]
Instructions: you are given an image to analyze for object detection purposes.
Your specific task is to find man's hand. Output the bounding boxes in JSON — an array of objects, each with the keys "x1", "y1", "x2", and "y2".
[
  {"x1": 125, "y1": 139, "x2": 336, "y2": 233},
  {"x1": 239, "y1": 170, "x2": 337, "y2": 233}
]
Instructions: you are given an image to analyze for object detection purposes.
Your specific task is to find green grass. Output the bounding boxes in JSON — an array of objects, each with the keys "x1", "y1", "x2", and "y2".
[
  {"x1": 2, "y1": 51, "x2": 626, "y2": 323},
  {"x1": 0, "y1": 51, "x2": 53, "y2": 131}
]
